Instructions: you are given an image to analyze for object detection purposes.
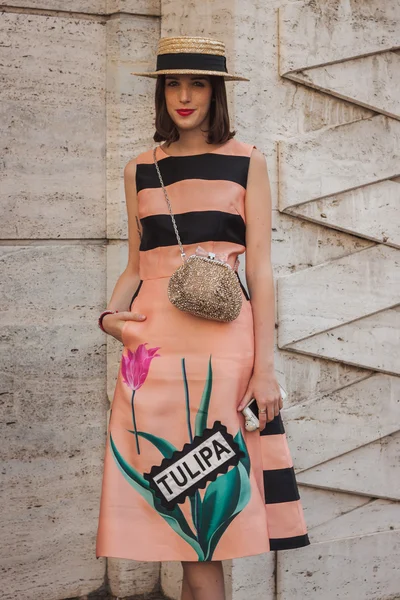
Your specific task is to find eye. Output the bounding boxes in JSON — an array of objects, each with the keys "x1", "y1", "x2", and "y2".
[
  {"x1": 167, "y1": 81, "x2": 178, "y2": 86},
  {"x1": 193, "y1": 81, "x2": 205, "y2": 87}
]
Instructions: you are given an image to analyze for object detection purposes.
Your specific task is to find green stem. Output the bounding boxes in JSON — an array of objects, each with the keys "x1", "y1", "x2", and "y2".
[
  {"x1": 131, "y1": 389, "x2": 140, "y2": 454},
  {"x1": 181, "y1": 358, "x2": 193, "y2": 443},
  {"x1": 181, "y1": 358, "x2": 202, "y2": 537}
]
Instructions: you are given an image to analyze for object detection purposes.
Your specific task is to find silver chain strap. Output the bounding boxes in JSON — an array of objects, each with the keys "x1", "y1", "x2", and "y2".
[
  {"x1": 152, "y1": 145, "x2": 240, "y2": 273},
  {"x1": 153, "y1": 146, "x2": 186, "y2": 262}
]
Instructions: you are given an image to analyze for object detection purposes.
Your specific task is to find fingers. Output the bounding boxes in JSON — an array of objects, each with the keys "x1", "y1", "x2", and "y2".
[
  {"x1": 257, "y1": 406, "x2": 268, "y2": 428},
  {"x1": 128, "y1": 312, "x2": 146, "y2": 321},
  {"x1": 118, "y1": 311, "x2": 146, "y2": 321},
  {"x1": 237, "y1": 389, "x2": 253, "y2": 412},
  {"x1": 258, "y1": 405, "x2": 275, "y2": 426},
  {"x1": 237, "y1": 389, "x2": 284, "y2": 425},
  {"x1": 101, "y1": 310, "x2": 146, "y2": 338},
  {"x1": 258, "y1": 397, "x2": 282, "y2": 425}
]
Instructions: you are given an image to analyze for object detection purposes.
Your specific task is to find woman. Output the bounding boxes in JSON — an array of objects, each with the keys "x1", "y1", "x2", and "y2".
[{"x1": 96, "y1": 36, "x2": 310, "y2": 600}]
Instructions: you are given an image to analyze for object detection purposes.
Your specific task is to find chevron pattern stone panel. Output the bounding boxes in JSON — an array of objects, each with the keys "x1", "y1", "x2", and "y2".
[{"x1": 277, "y1": 1, "x2": 400, "y2": 598}]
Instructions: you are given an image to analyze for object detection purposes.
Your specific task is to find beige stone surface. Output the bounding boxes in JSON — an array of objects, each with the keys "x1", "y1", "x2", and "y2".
[
  {"x1": 288, "y1": 180, "x2": 400, "y2": 248},
  {"x1": 107, "y1": 557, "x2": 160, "y2": 596},
  {"x1": 290, "y1": 307, "x2": 400, "y2": 375},
  {"x1": 278, "y1": 114, "x2": 400, "y2": 208},
  {"x1": 277, "y1": 244, "x2": 399, "y2": 346},
  {"x1": 107, "y1": 0, "x2": 160, "y2": 14},
  {"x1": 0, "y1": 12, "x2": 106, "y2": 239},
  {"x1": 277, "y1": 529, "x2": 400, "y2": 600},
  {"x1": 287, "y1": 52, "x2": 400, "y2": 119},
  {"x1": 298, "y1": 430, "x2": 400, "y2": 501},
  {"x1": 279, "y1": 0, "x2": 400, "y2": 73},
  {"x1": 269, "y1": 209, "x2": 373, "y2": 278},
  {"x1": 106, "y1": 242, "x2": 128, "y2": 399},
  {"x1": 0, "y1": 245, "x2": 107, "y2": 600},
  {"x1": 285, "y1": 374, "x2": 400, "y2": 472},
  {"x1": 106, "y1": 14, "x2": 160, "y2": 240},
  {"x1": 311, "y1": 498, "x2": 400, "y2": 542},
  {"x1": 276, "y1": 351, "x2": 370, "y2": 411},
  {"x1": 280, "y1": 82, "x2": 374, "y2": 136},
  {"x1": 0, "y1": 0, "x2": 104, "y2": 10},
  {"x1": 297, "y1": 486, "x2": 371, "y2": 533},
  {"x1": 229, "y1": 553, "x2": 275, "y2": 600},
  {"x1": 161, "y1": 560, "x2": 183, "y2": 599},
  {"x1": 0, "y1": 0, "x2": 160, "y2": 14}
]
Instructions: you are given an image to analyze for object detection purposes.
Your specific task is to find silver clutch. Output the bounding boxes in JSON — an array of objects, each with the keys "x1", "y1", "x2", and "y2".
[{"x1": 241, "y1": 384, "x2": 287, "y2": 431}]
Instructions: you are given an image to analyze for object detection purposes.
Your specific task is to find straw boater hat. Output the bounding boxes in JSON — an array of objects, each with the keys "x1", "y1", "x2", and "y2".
[{"x1": 130, "y1": 35, "x2": 249, "y2": 82}]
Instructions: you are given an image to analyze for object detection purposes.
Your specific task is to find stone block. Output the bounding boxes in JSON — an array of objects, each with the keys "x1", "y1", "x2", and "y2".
[
  {"x1": 278, "y1": 115, "x2": 400, "y2": 207},
  {"x1": 298, "y1": 430, "x2": 400, "y2": 501},
  {"x1": 277, "y1": 244, "x2": 399, "y2": 346},
  {"x1": 106, "y1": 15, "x2": 160, "y2": 239},
  {"x1": 277, "y1": 529, "x2": 400, "y2": 599},
  {"x1": 287, "y1": 52, "x2": 400, "y2": 120},
  {"x1": 0, "y1": 12, "x2": 106, "y2": 239},
  {"x1": 279, "y1": 0, "x2": 400, "y2": 73},
  {"x1": 0, "y1": 244, "x2": 108, "y2": 600}
]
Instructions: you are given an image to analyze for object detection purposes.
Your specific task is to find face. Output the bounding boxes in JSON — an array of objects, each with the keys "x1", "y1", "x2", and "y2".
[{"x1": 164, "y1": 74, "x2": 213, "y2": 131}]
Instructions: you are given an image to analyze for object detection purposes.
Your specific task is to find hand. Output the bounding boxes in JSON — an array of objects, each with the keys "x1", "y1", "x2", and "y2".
[
  {"x1": 102, "y1": 311, "x2": 146, "y2": 343},
  {"x1": 237, "y1": 371, "x2": 284, "y2": 430}
]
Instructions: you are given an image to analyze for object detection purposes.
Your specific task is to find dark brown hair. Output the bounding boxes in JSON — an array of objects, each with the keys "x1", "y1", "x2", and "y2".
[{"x1": 153, "y1": 74, "x2": 236, "y2": 145}]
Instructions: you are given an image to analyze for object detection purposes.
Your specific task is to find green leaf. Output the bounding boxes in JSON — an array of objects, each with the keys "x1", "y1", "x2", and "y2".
[
  {"x1": 187, "y1": 489, "x2": 203, "y2": 539},
  {"x1": 128, "y1": 429, "x2": 203, "y2": 541},
  {"x1": 181, "y1": 357, "x2": 193, "y2": 442},
  {"x1": 198, "y1": 428, "x2": 252, "y2": 561},
  {"x1": 199, "y1": 463, "x2": 241, "y2": 546},
  {"x1": 234, "y1": 428, "x2": 251, "y2": 475},
  {"x1": 204, "y1": 461, "x2": 251, "y2": 561},
  {"x1": 127, "y1": 429, "x2": 177, "y2": 459},
  {"x1": 180, "y1": 357, "x2": 202, "y2": 535},
  {"x1": 194, "y1": 355, "x2": 213, "y2": 437},
  {"x1": 152, "y1": 493, "x2": 205, "y2": 561},
  {"x1": 110, "y1": 432, "x2": 205, "y2": 561},
  {"x1": 110, "y1": 433, "x2": 153, "y2": 504}
]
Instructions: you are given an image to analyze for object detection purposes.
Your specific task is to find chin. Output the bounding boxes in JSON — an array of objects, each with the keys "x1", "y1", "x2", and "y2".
[{"x1": 174, "y1": 121, "x2": 198, "y2": 130}]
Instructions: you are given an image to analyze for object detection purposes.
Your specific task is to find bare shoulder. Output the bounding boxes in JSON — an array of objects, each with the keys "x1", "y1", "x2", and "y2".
[
  {"x1": 124, "y1": 156, "x2": 137, "y2": 180},
  {"x1": 249, "y1": 146, "x2": 266, "y2": 165},
  {"x1": 248, "y1": 146, "x2": 268, "y2": 181}
]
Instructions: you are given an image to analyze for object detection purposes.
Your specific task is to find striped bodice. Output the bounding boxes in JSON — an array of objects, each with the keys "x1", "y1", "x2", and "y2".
[{"x1": 135, "y1": 137, "x2": 255, "y2": 280}]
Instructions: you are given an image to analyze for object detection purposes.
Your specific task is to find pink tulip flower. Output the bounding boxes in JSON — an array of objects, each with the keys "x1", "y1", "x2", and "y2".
[{"x1": 121, "y1": 343, "x2": 161, "y2": 454}]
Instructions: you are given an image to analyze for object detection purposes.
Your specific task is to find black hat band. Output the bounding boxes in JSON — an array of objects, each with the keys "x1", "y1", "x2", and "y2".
[{"x1": 156, "y1": 52, "x2": 228, "y2": 73}]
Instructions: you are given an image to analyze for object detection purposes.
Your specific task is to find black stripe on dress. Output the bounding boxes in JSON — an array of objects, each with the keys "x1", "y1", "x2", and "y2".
[
  {"x1": 269, "y1": 534, "x2": 310, "y2": 551},
  {"x1": 139, "y1": 210, "x2": 246, "y2": 251},
  {"x1": 263, "y1": 467, "x2": 301, "y2": 504},
  {"x1": 129, "y1": 280, "x2": 143, "y2": 310},
  {"x1": 136, "y1": 154, "x2": 251, "y2": 192},
  {"x1": 260, "y1": 413, "x2": 286, "y2": 436},
  {"x1": 236, "y1": 273, "x2": 250, "y2": 301}
]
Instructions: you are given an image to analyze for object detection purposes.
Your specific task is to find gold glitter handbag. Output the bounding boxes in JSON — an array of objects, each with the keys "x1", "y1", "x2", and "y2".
[{"x1": 153, "y1": 146, "x2": 243, "y2": 322}]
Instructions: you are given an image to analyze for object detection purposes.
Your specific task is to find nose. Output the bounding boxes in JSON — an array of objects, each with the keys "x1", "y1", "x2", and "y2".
[{"x1": 178, "y1": 86, "x2": 191, "y2": 103}]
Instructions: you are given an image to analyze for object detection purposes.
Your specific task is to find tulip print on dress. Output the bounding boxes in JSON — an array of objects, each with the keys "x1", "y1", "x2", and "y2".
[
  {"x1": 110, "y1": 350, "x2": 252, "y2": 561},
  {"x1": 121, "y1": 342, "x2": 161, "y2": 454}
]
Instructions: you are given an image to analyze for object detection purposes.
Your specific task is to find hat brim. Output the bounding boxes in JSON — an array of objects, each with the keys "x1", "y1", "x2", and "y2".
[{"x1": 130, "y1": 68, "x2": 249, "y2": 82}]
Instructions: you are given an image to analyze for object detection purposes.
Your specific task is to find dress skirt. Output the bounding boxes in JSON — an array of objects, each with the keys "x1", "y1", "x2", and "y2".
[{"x1": 95, "y1": 138, "x2": 310, "y2": 562}]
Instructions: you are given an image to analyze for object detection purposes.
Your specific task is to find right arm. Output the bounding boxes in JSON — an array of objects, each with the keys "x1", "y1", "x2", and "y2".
[{"x1": 101, "y1": 158, "x2": 147, "y2": 341}]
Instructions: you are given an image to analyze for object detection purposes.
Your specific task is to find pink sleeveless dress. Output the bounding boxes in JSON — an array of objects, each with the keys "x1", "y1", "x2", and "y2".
[{"x1": 95, "y1": 137, "x2": 310, "y2": 562}]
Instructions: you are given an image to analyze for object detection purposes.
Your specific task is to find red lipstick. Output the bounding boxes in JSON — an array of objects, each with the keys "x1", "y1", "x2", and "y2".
[{"x1": 176, "y1": 109, "x2": 195, "y2": 116}]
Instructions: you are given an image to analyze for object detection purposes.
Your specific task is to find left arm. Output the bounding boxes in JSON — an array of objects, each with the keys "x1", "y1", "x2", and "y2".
[{"x1": 236, "y1": 148, "x2": 283, "y2": 427}]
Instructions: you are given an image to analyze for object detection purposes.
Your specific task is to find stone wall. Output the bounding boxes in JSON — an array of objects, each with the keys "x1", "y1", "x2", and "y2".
[{"x1": 1, "y1": 1, "x2": 399, "y2": 599}]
